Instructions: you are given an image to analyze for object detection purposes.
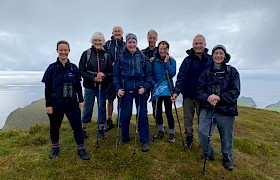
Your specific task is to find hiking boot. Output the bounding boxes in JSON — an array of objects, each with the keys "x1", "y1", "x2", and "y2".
[
  {"x1": 154, "y1": 131, "x2": 164, "y2": 139},
  {"x1": 77, "y1": 148, "x2": 90, "y2": 160},
  {"x1": 97, "y1": 129, "x2": 107, "y2": 139},
  {"x1": 185, "y1": 135, "x2": 193, "y2": 149},
  {"x1": 105, "y1": 119, "x2": 114, "y2": 132},
  {"x1": 223, "y1": 161, "x2": 234, "y2": 171},
  {"x1": 141, "y1": 143, "x2": 150, "y2": 152},
  {"x1": 168, "y1": 133, "x2": 175, "y2": 143},
  {"x1": 83, "y1": 130, "x2": 88, "y2": 139},
  {"x1": 49, "y1": 147, "x2": 59, "y2": 159},
  {"x1": 197, "y1": 154, "x2": 215, "y2": 162}
]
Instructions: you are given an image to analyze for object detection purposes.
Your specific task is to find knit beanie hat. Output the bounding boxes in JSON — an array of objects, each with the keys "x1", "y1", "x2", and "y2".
[
  {"x1": 126, "y1": 33, "x2": 137, "y2": 42},
  {"x1": 212, "y1": 44, "x2": 231, "y2": 63}
]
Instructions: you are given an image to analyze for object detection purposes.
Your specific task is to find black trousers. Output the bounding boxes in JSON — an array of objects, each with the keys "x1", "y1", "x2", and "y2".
[
  {"x1": 155, "y1": 96, "x2": 175, "y2": 130},
  {"x1": 48, "y1": 103, "x2": 84, "y2": 146}
]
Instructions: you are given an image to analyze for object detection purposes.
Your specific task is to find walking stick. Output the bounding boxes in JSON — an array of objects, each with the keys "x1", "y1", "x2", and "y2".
[
  {"x1": 152, "y1": 98, "x2": 158, "y2": 142},
  {"x1": 133, "y1": 94, "x2": 141, "y2": 154},
  {"x1": 96, "y1": 82, "x2": 101, "y2": 149},
  {"x1": 166, "y1": 70, "x2": 186, "y2": 151},
  {"x1": 114, "y1": 97, "x2": 122, "y2": 156},
  {"x1": 201, "y1": 107, "x2": 215, "y2": 174},
  {"x1": 96, "y1": 51, "x2": 102, "y2": 149}
]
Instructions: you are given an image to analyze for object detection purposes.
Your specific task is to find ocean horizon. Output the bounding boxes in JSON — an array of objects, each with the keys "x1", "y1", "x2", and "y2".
[{"x1": 0, "y1": 70, "x2": 280, "y2": 129}]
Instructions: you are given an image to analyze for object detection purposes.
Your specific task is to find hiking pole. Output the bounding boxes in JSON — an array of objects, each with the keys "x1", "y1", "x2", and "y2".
[
  {"x1": 201, "y1": 107, "x2": 215, "y2": 174},
  {"x1": 152, "y1": 98, "x2": 158, "y2": 142},
  {"x1": 96, "y1": 82, "x2": 101, "y2": 149},
  {"x1": 96, "y1": 52, "x2": 101, "y2": 149},
  {"x1": 133, "y1": 94, "x2": 141, "y2": 154},
  {"x1": 114, "y1": 97, "x2": 122, "y2": 156},
  {"x1": 165, "y1": 70, "x2": 186, "y2": 151}
]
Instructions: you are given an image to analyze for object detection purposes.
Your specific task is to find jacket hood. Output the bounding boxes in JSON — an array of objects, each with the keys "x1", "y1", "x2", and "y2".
[{"x1": 186, "y1": 48, "x2": 209, "y2": 57}]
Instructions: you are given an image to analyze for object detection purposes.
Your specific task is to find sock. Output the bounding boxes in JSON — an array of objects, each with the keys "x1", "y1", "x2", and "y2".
[
  {"x1": 158, "y1": 124, "x2": 164, "y2": 132},
  {"x1": 77, "y1": 144, "x2": 85, "y2": 150},
  {"x1": 169, "y1": 129, "x2": 175, "y2": 134}
]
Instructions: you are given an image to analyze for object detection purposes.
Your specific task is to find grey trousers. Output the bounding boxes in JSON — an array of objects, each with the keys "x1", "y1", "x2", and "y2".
[{"x1": 182, "y1": 98, "x2": 201, "y2": 137}]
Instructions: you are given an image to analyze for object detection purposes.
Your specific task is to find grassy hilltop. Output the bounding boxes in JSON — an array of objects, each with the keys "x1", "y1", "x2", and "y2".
[{"x1": 0, "y1": 106, "x2": 280, "y2": 179}]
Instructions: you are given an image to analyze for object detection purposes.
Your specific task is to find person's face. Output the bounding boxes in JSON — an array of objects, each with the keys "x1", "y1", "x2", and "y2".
[
  {"x1": 192, "y1": 36, "x2": 206, "y2": 55},
  {"x1": 213, "y1": 49, "x2": 225, "y2": 65},
  {"x1": 112, "y1": 27, "x2": 123, "y2": 40},
  {"x1": 126, "y1": 39, "x2": 137, "y2": 53},
  {"x1": 148, "y1": 33, "x2": 157, "y2": 49},
  {"x1": 93, "y1": 38, "x2": 103, "y2": 50},
  {"x1": 57, "y1": 43, "x2": 69, "y2": 61},
  {"x1": 158, "y1": 43, "x2": 169, "y2": 58}
]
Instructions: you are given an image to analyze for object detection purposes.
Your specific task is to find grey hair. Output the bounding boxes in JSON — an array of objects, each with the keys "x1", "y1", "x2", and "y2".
[
  {"x1": 194, "y1": 34, "x2": 206, "y2": 42},
  {"x1": 90, "y1": 32, "x2": 105, "y2": 46},
  {"x1": 147, "y1": 29, "x2": 158, "y2": 38}
]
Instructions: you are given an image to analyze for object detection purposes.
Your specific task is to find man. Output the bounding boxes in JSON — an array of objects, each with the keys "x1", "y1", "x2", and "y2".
[
  {"x1": 142, "y1": 29, "x2": 158, "y2": 120},
  {"x1": 197, "y1": 45, "x2": 240, "y2": 171},
  {"x1": 172, "y1": 34, "x2": 212, "y2": 148},
  {"x1": 104, "y1": 26, "x2": 126, "y2": 132},
  {"x1": 113, "y1": 33, "x2": 153, "y2": 152}
]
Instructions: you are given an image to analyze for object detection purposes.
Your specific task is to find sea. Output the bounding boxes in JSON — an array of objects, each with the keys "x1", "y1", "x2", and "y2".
[{"x1": 0, "y1": 70, "x2": 280, "y2": 129}]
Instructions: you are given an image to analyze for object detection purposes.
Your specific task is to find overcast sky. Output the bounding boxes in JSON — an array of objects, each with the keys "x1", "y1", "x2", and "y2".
[{"x1": 0, "y1": 0, "x2": 279, "y2": 71}]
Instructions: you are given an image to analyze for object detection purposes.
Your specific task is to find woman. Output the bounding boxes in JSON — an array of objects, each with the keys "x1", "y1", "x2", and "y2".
[
  {"x1": 197, "y1": 44, "x2": 240, "y2": 171},
  {"x1": 79, "y1": 32, "x2": 113, "y2": 139},
  {"x1": 113, "y1": 33, "x2": 153, "y2": 152},
  {"x1": 42, "y1": 40, "x2": 90, "y2": 160},
  {"x1": 152, "y1": 41, "x2": 177, "y2": 143}
]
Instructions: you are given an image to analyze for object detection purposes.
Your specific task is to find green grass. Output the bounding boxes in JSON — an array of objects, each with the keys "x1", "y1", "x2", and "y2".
[{"x1": 0, "y1": 106, "x2": 280, "y2": 179}]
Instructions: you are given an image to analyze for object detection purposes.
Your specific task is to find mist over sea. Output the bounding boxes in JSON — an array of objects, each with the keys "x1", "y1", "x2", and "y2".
[{"x1": 0, "y1": 70, "x2": 279, "y2": 129}]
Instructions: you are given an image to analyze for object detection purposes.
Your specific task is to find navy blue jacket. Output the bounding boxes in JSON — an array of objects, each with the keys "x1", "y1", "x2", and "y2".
[
  {"x1": 197, "y1": 62, "x2": 240, "y2": 116},
  {"x1": 79, "y1": 46, "x2": 113, "y2": 89},
  {"x1": 174, "y1": 48, "x2": 212, "y2": 98},
  {"x1": 104, "y1": 37, "x2": 126, "y2": 62},
  {"x1": 42, "y1": 58, "x2": 83, "y2": 107},
  {"x1": 142, "y1": 47, "x2": 157, "y2": 59},
  {"x1": 113, "y1": 47, "x2": 153, "y2": 93}
]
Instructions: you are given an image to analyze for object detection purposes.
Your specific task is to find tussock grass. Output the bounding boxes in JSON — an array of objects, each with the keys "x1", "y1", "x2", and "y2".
[{"x1": 0, "y1": 106, "x2": 280, "y2": 179}]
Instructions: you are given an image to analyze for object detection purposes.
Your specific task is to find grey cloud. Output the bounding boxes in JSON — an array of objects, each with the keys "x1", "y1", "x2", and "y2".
[{"x1": 0, "y1": 0, "x2": 279, "y2": 70}]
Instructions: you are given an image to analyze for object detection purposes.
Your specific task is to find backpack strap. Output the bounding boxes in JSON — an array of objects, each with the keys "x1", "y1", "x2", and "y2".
[{"x1": 86, "y1": 48, "x2": 91, "y2": 68}]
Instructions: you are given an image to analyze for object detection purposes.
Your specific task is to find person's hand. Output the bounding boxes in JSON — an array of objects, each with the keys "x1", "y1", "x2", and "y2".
[
  {"x1": 171, "y1": 93, "x2": 178, "y2": 103},
  {"x1": 94, "y1": 77, "x2": 103, "y2": 82},
  {"x1": 164, "y1": 55, "x2": 170, "y2": 63},
  {"x1": 97, "y1": 72, "x2": 105, "y2": 79},
  {"x1": 46, "y1": 107, "x2": 53, "y2": 114},
  {"x1": 79, "y1": 102, "x2": 84, "y2": 109},
  {"x1": 150, "y1": 57, "x2": 155, "y2": 62},
  {"x1": 138, "y1": 87, "x2": 145, "y2": 94},
  {"x1": 207, "y1": 94, "x2": 220, "y2": 106},
  {"x1": 118, "y1": 89, "x2": 125, "y2": 97}
]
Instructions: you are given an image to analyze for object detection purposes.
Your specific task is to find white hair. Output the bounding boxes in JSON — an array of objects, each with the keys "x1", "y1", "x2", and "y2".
[{"x1": 90, "y1": 32, "x2": 105, "y2": 46}]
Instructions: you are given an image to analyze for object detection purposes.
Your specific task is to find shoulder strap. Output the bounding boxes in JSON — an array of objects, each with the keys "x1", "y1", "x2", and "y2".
[{"x1": 86, "y1": 48, "x2": 91, "y2": 68}]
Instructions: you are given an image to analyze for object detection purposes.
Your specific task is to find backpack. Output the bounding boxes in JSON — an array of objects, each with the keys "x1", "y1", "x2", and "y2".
[{"x1": 86, "y1": 48, "x2": 108, "y2": 68}]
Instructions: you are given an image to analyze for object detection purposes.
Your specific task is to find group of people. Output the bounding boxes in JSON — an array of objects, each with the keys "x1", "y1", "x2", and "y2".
[{"x1": 42, "y1": 26, "x2": 240, "y2": 171}]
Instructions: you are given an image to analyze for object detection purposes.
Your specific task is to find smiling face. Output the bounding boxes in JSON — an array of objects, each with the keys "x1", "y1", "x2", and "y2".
[
  {"x1": 112, "y1": 26, "x2": 123, "y2": 40},
  {"x1": 158, "y1": 43, "x2": 169, "y2": 58},
  {"x1": 192, "y1": 35, "x2": 206, "y2": 57},
  {"x1": 93, "y1": 38, "x2": 103, "y2": 50},
  {"x1": 126, "y1": 39, "x2": 137, "y2": 53},
  {"x1": 148, "y1": 32, "x2": 157, "y2": 50},
  {"x1": 57, "y1": 43, "x2": 70, "y2": 61},
  {"x1": 213, "y1": 49, "x2": 226, "y2": 66}
]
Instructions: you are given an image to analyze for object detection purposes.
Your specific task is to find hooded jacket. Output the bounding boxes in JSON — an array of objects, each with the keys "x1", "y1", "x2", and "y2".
[
  {"x1": 197, "y1": 62, "x2": 240, "y2": 116},
  {"x1": 104, "y1": 36, "x2": 126, "y2": 62},
  {"x1": 174, "y1": 48, "x2": 212, "y2": 98},
  {"x1": 113, "y1": 47, "x2": 153, "y2": 93}
]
